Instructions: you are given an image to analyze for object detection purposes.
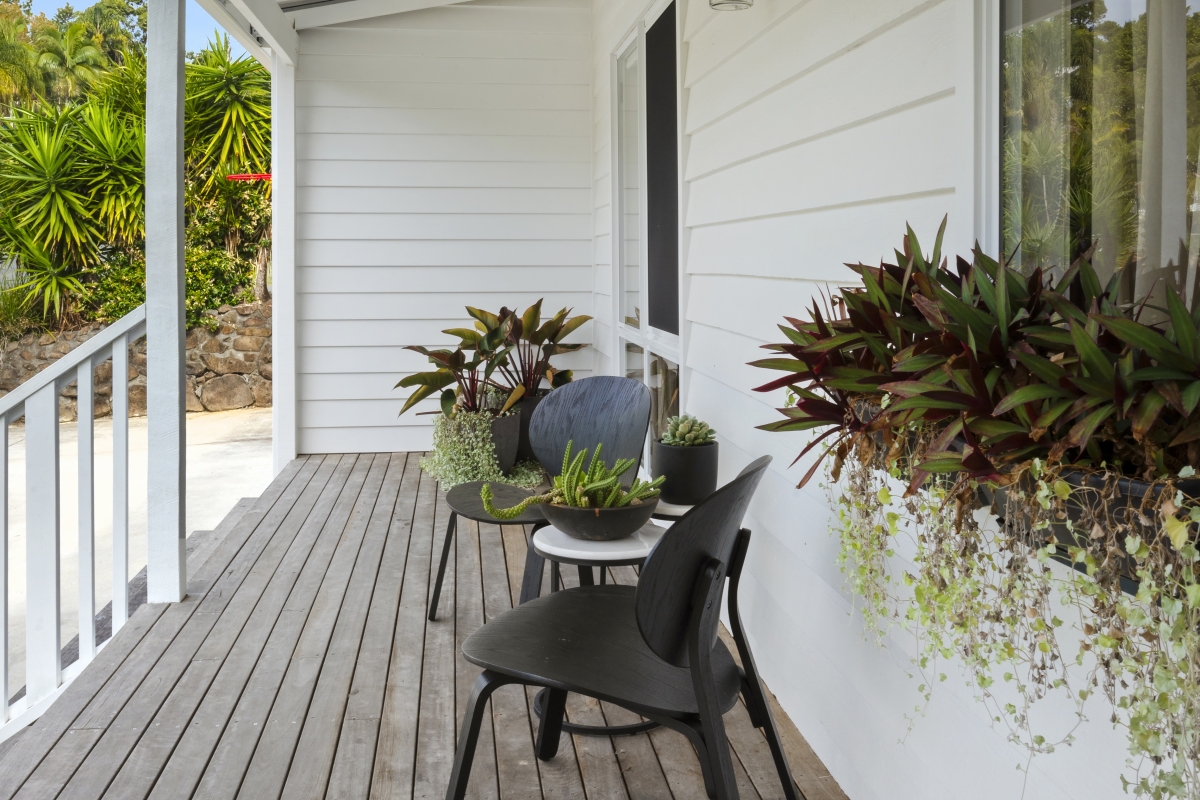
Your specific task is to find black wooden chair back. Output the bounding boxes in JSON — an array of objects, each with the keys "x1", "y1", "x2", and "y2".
[
  {"x1": 529, "y1": 376, "x2": 651, "y2": 486},
  {"x1": 634, "y1": 456, "x2": 771, "y2": 667}
]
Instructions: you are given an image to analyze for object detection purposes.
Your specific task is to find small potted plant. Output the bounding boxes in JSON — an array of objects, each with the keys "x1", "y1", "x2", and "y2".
[
  {"x1": 652, "y1": 415, "x2": 719, "y2": 505},
  {"x1": 481, "y1": 441, "x2": 665, "y2": 540}
]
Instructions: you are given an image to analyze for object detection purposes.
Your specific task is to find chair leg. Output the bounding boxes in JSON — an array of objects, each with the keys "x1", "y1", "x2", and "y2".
[
  {"x1": 577, "y1": 565, "x2": 594, "y2": 586},
  {"x1": 428, "y1": 511, "x2": 458, "y2": 621},
  {"x1": 446, "y1": 670, "x2": 510, "y2": 800},
  {"x1": 739, "y1": 675, "x2": 804, "y2": 800},
  {"x1": 534, "y1": 687, "x2": 568, "y2": 761},
  {"x1": 696, "y1": 701, "x2": 738, "y2": 799},
  {"x1": 550, "y1": 561, "x2": 561, "y2": 592},
  {"x1": 518, "y1": 523, "x2": 548, "y2": 605},
  {"x1": 674, "y1": 718, "x2": 719, "y2": 799}
]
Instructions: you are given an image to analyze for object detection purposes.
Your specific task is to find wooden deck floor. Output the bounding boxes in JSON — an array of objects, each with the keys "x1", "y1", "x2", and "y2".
[{"x1": 0, "y1": 453, "x2": 848, "y2": 800}]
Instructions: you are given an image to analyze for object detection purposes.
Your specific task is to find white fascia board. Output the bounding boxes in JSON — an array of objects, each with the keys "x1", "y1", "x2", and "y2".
[
  {"x1": 193, "y1": 0, "x2": 272, "y2": 65},
  {"x1": 286, "y1": 0, "x2": 465, "y2": 30},
  {"x1": 226, "y1": 0, "x2": 299, "y2": 64}
]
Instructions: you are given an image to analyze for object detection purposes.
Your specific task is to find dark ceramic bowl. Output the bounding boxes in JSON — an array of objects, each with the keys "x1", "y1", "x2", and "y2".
[{"x1": 542, "y1": 498, "x2": 659, "y2": 541}]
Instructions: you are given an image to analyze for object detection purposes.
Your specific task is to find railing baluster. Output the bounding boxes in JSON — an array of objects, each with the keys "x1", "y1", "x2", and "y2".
[
  {"x1": 25, "y1": 383, "x2": 61, "y2": 704},
  {"x1": 77, "y1": 358, "x2": 95, "y2": 661},
  {"x1": 112, "y1": 336, "x2": 129, "y2": 632},
  {"x1": 1, "y1": 412, "x2": 8, "y2": 722}
]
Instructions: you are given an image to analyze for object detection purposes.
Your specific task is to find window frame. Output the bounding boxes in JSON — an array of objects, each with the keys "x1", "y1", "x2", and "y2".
[{"x1": 610, "y1": 1, "x2": 684, "y2": 421}]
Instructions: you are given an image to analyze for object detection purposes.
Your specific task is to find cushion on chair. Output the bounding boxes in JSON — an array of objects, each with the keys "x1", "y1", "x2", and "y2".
[
  {"x1": 461, "y1": 585, "x2": 742, "y2": 720},
  {"x1": 445, "y1": 481, "x2": 548, "y2": 524}
]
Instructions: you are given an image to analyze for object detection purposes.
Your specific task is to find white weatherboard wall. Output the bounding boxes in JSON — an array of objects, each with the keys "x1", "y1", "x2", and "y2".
[
  {"x1": 591, "y1": 0, "x2": 1132, "y2": 798},
  {"x1": 295, "y1": 0, "x2": 594, "y2": 453}
]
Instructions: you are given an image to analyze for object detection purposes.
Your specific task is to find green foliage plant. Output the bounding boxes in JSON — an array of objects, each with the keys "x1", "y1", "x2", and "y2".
[
  {"x1": 444, "y1": 300, "x2": 591, "y2": 406},
  {"x1": 398, "y1": 299, "x2": 591, "y2": 417},
  {"x1": 661, "y1": 414, "x2": 715, "y2": 446},
  {"x1": 0, "y1": 34, "x2": 269, "y2": 325},
  {"x1": 751, "y1": 219, "x2": 1200, "y2": 798},
  {"x1": 480, "y1": 440, "x2": 664, "y2": 521},
  {"x1": 0, "y1": 269, "x2": 41, "y2": 343},
  {"x1": 81, "y1": 245, "x2": 253, "y2": 329},
  {"x1": 418, "y1": 410, "x2": 543, "y2": 491}
]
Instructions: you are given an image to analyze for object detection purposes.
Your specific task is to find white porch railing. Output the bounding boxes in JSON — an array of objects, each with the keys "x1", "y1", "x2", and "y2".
[{"x1": 1, "y1": 305, "x2": 146, "y2": 741}]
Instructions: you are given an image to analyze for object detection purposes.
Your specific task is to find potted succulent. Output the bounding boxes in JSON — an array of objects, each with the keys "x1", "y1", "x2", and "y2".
[
  {"x1": 481, "y1": 441, "x2": 665, "y2": 540},
  {"x1": 750, "y1": 218, "x2": 1200, "y2": 798},
  {"x1": 651, "y1": 415, "x2": 719, "y2": 505}
]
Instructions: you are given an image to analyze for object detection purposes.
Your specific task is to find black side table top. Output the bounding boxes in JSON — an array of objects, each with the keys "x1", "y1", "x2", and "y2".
[{"x1": 445, "y1": 481, "x2": 548, "y2": 524}]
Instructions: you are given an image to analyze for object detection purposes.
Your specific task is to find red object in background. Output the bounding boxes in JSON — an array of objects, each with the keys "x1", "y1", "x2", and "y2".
[{"x1": 225, "y1": 173, "x2": 272, "y2": 181}]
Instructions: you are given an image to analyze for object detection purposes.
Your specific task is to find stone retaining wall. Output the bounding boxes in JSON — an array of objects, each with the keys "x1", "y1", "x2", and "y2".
[{"x1": 0, "y1": 302, "x2": 272, "y2": 420}]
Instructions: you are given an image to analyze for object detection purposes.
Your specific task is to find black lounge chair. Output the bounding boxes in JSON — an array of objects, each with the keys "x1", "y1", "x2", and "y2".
[{"x1": 443, "y1": 456, "x2": 802, "y2": 800}]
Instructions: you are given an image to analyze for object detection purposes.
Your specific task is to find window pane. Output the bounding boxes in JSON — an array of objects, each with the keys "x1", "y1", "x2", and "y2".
[
  {"x1": 623, "y1": 341, "x2": 644, "y2": 382},
  {"x1": 618, "y1": 44, "x2": 642, "y2": 329},
  {"x1": 648, "y1": 353, "x2": 679, "y2": 440},
  {"x1": 1001, "y1": 0, "x2": 1200, "y2": 311},
  {"x1": 646, "y1": 2, "x2": 679, "y2": 334}
]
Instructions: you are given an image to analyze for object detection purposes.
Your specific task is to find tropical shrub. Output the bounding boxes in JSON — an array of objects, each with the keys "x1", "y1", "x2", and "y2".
[
  {"x1": 82, "y1": 245, "x2": 254, "y2": 329},
  {"x1": 0, "y1": 28, "x2": 269, "y2": 329},
  {"x1": 751, "y1": 220, "x2": 1200, "y2": 798}
]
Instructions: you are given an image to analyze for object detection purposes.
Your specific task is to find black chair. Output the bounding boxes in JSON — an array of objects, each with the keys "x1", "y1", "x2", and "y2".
[
  {"x1": 444, "y1": 456, "x2": 803, "y2": 800},
  {"x1": 428, "y1": 375, "x2": 651, "y2": 620}
]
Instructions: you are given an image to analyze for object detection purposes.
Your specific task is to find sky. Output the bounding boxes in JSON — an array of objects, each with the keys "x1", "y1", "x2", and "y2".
[{"x1": 27, "y1": 0, "x2": 248, "y2": 57}]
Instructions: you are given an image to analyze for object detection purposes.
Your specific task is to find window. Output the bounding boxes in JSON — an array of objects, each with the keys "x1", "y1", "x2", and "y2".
[
  {"x1": 1001, "y1": 0, "x2": 1200, "y2": 309},
  {"x1": 615, "y1": 1, "x2": 681, "y2": 439}
]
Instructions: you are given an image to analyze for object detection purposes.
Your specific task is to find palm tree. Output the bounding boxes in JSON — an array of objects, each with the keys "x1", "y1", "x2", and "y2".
[
  {"x1": 0, "y1": 14, "x2": 40, "y2": 104},
  {"x1": 78, "y1": 0, "x2": 140, "y2": 64},
  {"x1": 35, "y1": 20, "x2": 106, "y2": 99}
]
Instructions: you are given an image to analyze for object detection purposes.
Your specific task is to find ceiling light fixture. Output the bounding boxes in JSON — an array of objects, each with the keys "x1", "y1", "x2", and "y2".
[{"x1": 710, "y1": 0, "x2": 752, "y2": 8}]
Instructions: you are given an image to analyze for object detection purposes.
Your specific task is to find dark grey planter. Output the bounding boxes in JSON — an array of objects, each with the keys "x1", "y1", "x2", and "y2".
[
  {"x1": 490, "y1": 414, "x2": 520, "y2": 474},
  {"x1": 542, "y1": 499, "x2": 658, "y2": 541},
  {"x1": 652, "y1": 440, "x2": 718, "y2": 505},
  {"x1": 516, "y1": 391, "x2": 548, "y2": 462}
]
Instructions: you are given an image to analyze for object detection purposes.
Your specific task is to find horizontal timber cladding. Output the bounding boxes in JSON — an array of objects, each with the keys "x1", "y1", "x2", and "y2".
[
  {"x1": 294, "y1": 0, "x2": 594, "y2": 454},
  {"x1": 592, "y1": 0, "x2": 1129, "y2": 799}
]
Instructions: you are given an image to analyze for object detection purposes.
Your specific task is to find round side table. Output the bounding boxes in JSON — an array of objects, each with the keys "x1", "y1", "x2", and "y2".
[
  {"x1": 527, "y1": 520, "x2": 668, "y2": 737},
  {"x1": 651, "y1": 499, "x2": 693, "y2": 522}
]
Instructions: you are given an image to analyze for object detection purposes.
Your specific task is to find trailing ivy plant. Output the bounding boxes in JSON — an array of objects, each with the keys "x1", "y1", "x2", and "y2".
[
  {"x1": 754, "y1": 221, "x2": 1200, "y2": 799},
  {"x1": 418, "y1": 410, "x2": 543, "y2": 490}
]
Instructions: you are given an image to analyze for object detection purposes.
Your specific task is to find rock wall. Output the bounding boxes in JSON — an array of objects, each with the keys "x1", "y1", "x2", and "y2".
[{"x1": 0, "y1": 302, "x2": 272, "y2": 420}]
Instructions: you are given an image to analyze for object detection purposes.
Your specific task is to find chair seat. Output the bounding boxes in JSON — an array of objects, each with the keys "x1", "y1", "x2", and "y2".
[
  {"x1": 462, "y1": 585, "x2": 742, "y2": 720},
  {"x1": 446, "y1": 481, "x2": 548, "y2": 524}
]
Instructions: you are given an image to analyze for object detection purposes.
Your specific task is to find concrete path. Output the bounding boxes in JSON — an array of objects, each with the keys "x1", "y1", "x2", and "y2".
[{"x1": 5, "y1": 407, "x2": 274, "y2": 697}]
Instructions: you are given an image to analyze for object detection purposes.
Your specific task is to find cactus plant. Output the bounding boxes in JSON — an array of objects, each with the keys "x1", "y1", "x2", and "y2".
[
  {"x1": 481, "y1": 440, "x2": 664, "y2": 520},
  {"x1": 661, "y1": 415, "x2": 716, "y2": 447}
]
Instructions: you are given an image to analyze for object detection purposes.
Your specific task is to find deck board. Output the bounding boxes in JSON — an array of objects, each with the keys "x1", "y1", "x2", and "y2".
[{"x1": 0, "y1": 454, "x2": 849, "y2": 800}]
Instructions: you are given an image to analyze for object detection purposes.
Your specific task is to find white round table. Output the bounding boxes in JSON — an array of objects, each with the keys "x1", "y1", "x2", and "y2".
[{"x1": 530, "y1": 519, "x2": 668, "y2": 568}]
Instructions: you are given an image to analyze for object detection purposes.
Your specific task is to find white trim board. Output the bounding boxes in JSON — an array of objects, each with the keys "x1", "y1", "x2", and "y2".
[{"x1": 285, "y1": 0, "x2": 470, "y2": 29}]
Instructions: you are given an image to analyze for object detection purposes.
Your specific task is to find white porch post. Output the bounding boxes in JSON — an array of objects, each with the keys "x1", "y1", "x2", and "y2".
[
  {"x1": 145, "y1": 0, "x2": 187, "y2": 602},
  {"x1": 272, "y1": 55, "x2": 298, "y2": 473}
]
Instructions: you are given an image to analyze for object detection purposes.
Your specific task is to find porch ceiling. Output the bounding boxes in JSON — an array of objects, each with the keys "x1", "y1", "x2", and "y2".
[{"x1": 0, "y1": 453, "x2": 847, "y2": 800}]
